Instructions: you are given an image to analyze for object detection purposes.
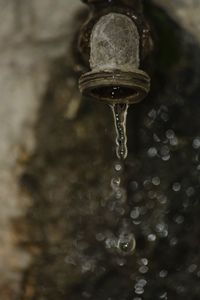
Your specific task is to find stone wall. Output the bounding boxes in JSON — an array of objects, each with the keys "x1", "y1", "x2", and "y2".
[
  {"x1": 0, "y1": 0, "x2": 84, "y2": 298},
  {"x1": 153, "y1": 0, "x2": 200, "y2": 44}
]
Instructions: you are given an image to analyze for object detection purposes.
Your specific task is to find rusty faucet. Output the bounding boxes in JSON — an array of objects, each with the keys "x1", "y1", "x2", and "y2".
[{"x1": 78, "y1": 0, "x2": 153, "y2": 104}]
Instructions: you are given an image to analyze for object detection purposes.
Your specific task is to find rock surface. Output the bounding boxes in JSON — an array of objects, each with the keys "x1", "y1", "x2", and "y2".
[
  {"x1": 0, "y1": 0, "x2": 84, "y2": 298},
  {"x1": 152, "y1": 0, "x2": 200, "y2": 44}
]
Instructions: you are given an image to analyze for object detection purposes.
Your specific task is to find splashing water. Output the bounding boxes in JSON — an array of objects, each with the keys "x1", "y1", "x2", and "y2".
[{"x1": 110, "y1": 103, "x2": 129, "y2": 160}]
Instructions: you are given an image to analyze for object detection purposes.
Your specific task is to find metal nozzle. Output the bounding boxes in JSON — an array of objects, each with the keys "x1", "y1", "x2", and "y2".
[
  {"x1": 78, "y1": 3, "x2": 152, "y2": 104},
  {"x1": 79, "y1": 69, "x2": 150, "y2": 104}
]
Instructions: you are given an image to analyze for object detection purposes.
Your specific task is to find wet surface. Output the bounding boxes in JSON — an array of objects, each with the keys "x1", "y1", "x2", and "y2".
[
  {"x1": 110, "y1": 103, "x2": 129, "y2": 160},
  {"x1": 20, "y1": 4, "x2": 200, "y2": 300}
]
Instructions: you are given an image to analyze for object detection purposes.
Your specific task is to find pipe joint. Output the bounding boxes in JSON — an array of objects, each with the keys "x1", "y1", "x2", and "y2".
[{"x1": 78, "y1": 0, "x2": 152, "y2": 104}]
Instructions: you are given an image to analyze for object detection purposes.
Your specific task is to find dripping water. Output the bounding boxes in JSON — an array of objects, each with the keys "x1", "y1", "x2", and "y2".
[
  {"x1": 102, "y1": 90, "x2": 135, "y2": 255},
  {"x1": 105, "y1": 161, "x2": 136, "y2": 256},
  {"x1": 110, "y1": 102, "x2": 129, "y2": 160}
]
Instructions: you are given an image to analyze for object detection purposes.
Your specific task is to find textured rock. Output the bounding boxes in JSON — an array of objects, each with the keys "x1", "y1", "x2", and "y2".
[
  {"x1": 152, "y1": 0, "x2": 200, "y2": 44},
  {"x1": 0, "y1": 0, "x2": 15, "y2": 41},
  {"x1": 30, "y1": 0, "x2": 84, "y2": 41},
  {"x1": 0, "y1": 0, "x2": 83, "y2": 298},
  {"x1": 0, "y1": 52, "x2": 49, "y2": 300}
]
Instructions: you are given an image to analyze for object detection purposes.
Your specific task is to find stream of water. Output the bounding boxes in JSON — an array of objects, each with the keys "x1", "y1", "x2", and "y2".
[
  {"x1": 108, "y1": 101, "x2": 136, "y2": 255},
  {"x1": 110, "y1": 103, "x2": 129, "y2": 160}
]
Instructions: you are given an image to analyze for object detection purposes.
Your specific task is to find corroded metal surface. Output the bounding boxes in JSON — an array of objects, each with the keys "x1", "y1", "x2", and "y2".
[
  {"x1": 78, "y1": 4, "x2": 152, "y2": 104},
  {"x1": 90, "y1": 13, "x2": 140, "y2": 71}
]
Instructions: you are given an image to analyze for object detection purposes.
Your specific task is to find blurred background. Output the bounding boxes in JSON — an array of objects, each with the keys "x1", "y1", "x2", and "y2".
[{"x1": 0, "y1": 1, "x2": 200, "y2": 299}]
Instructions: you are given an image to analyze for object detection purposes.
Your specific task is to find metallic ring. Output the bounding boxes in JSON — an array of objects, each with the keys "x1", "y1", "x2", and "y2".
[{"x1": 79, "y1": 69, "x2": 150, "y2": 104}]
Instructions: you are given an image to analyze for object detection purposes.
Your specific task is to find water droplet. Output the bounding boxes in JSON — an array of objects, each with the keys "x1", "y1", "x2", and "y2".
[
  {"x1": 159, "y1": 270, "x2": 168, "y2": 278},
  {"x1": 162, "y1": 154, "x2": 170, "y2": 161},
  {"x1": 148, "y1": 234, "x2": 156, "y2": 242},
  {"x1": 156, "y1": 223, "x2": 168, "y2": 237},
  {"x1": 156, "y1": 223, "x2": 165, "y2": 232},
  {"x1": 116, "y1": 207, "x2": 125, "y2": 215},
  {"x1": 114, "y1": 188, "x2": 127, "y2": 204},
  {"x1": 157, "y1": 194, "x2": 168, "y2": 204},
  {"x1": 188, "y1": 264, "x2": 197, "y2": 273},
  {"x1": 115, "y1": 188, "x2": 122, "y2": 199},
  {"x1": 143, "y1": 179, "x2": 151, "y2": 189},
  {"x1": 147, "y1": 147, "x2": 158, "y2": 157},
  {"x1": 81, "y1": 260, "x2": 94, "y2": 273},
  {"x1": 186, "y1": 186, "x2": 195, "y2": 197},
  {"x1": 111, "y1": 177, "x2": 121, "y2": 189},
  {"x1": 160, "y1": 292, "x2": 168, "y2": 299},
  {"x1": 105, "y1": 236, "x2": 117, "y2": 249},
  {"x1": 134, "y1": 280, "x2": 146, "y2": 295},
  {"x1": 139, "y1": 266, "x2": 149, "y2": 274},
  {"x1": 153, "y1": 133, "x2": 161, "y2": 142},
  {"x1": 135, "y1": 288, "x2": 144, "y2": 295},
  {"x1": 160, "y1": 145, "x2": 170, "y2": 156},
  {"x1": 138, "y1": 278, "x2": 147, "y2": 286},
  {"x1": 166, "y1": 129, "x2": 175, "y2": 139},
  {"x1": 161, "y1": 112, "x2": 169, "y2": 122},
  {"x1": 170, "y1": 237, "x2": 178, "y2": 246},
  {"x1": 141, "y1": 258, "x2": 148, "y2": 266},
  {"x1": 133, "y1": 220, "x2": 141, "y2": 225},
  {"x1": 172, "y1": 182, "x2": 181, "y2": 192},
  {"x1": 152, "y1": 176, "x2": 160, "y2": 186},
  {"x1": 174, "y1": 215, "x2": 184, "y2": 224},
  {"x1": 130, "y1": 207, "x2": 140, "y2": 219},
  {"x1": 170, "y1": 137, "x2": 178, "y2": 146},
  {"x1": 148, "y1": 109, "x2": 157, "y2": 119},
  {"x1": 193, "y1": 137, "x2": 200, "y2": 149},
  {"x1": 114, "y1": 161, "x2": 123, "y2": 172},
  {"x1": 110, "y1": 103, "x2": 129, "y2": 160},
  {"x1": 117, "y1": 232, "x2": 136, "y2": 255}
]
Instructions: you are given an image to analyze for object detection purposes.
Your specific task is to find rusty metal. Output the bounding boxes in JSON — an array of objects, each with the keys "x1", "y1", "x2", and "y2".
[{"x1": 78, "y1": 0, "x2": 153, "y2": 104}]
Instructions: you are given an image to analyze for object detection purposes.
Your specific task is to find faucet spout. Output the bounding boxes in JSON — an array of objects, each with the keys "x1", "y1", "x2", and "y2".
[{"x1": 78, "y1": 0, "x2": 152, "y2": 104}]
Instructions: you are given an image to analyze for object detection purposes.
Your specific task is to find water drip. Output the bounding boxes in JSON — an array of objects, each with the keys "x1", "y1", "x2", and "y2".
[
  {"x1": 106, "y1": 162, "x2": 136, "y2": 256},
  {"x1": 110, "y1": 102, "x2": 129, "y2": 160},
  {"x1": 117, "y1": 231, "x2": 136, "y2": 255}
]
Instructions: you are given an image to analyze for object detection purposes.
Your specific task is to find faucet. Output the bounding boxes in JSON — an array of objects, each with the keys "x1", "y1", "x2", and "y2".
[{"x1": 78, "y1": 0, "x2": 153, "y2": 104}]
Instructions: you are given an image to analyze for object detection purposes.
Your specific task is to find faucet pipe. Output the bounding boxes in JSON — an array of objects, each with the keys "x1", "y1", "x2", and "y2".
[{"x1": 78, "y1": 0, "x2": 152, "y2": 104}]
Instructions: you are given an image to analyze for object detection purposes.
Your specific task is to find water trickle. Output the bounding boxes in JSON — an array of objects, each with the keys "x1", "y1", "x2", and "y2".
[
  {"x1": 110, "y1": 102, "x2": 129, "y2": 160},
  {"x1": 117, "y1": 231, "x2": 136, "y2": 255},
  {"x1": 109, "y1": 161, "x2": 126, "y2": 212}
]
